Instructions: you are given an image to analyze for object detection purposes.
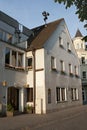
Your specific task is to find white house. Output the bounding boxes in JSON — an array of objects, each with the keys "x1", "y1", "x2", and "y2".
[
  {"x1": 0, "y1": 11, "x2": 82, "y2": 115},
  {"x1": 27, "y1": 19, "x2": 82, "y2": 114}
]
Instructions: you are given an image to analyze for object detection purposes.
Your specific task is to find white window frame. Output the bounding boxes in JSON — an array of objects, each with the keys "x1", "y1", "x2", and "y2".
[
  {"x1": 60, "y1": 60, "x2": 65, "y2": 73},
  {"x1": 51, "y1": 56, "x2": 56, "y2": 70},
  {"x1": 56, "y1": 87, "x2": 67, "y2": 103},
  {"x1": 59, "y1": 36, "x2": 63, "y2": 47}
]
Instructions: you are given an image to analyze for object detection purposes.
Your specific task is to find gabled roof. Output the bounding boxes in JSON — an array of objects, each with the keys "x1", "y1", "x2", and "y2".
[
  {"x1": 75, "y1": 29, "x2": 83, "y2": 37},
  {"x1": 27, "y1": 18, "x2": 64, "y2": 51}
]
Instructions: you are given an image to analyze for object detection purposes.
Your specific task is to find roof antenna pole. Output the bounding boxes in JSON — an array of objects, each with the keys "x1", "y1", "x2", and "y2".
[{"x1": 42, "y1": 11, "x2": 50, "y2": 27}]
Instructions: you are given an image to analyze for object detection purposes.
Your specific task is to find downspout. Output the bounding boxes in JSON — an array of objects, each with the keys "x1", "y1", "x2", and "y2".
[{"x1": 32, "y1": 48, "x2": 36, "y2": 113}]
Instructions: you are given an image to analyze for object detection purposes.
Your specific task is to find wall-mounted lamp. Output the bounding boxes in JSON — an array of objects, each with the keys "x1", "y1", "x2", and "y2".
[{"x1": 2, "y1": 81, "x2": 7, "y2": 87}]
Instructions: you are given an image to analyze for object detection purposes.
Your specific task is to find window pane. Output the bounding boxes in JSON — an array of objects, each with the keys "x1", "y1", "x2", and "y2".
[
  {"x1": 18, "y1": 53, "x2": 23, "y2": 67},
  {"x1": 12, "y1": 51, "x2": 16, "y2": 66},
  {"x1": 61, "y1": 88, "x2": 65, "y2": 101},
  {"x1": 56, "y1": 87, "x2": 60, "y2": 101},
  {"x1": 5, "y1": 48, "x2": 10, "y2": 64},
  {"x1": 27, "y1": 88, "x2": 33, "y2": 102},
  {"x1": 48, "y1": 89, "x2": 51, "y2": 104},
  {"x1": 28, "y1": 58, "x2": 32, "y2": 68}
]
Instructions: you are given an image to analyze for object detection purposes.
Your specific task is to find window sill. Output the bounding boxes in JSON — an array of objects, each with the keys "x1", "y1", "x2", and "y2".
[
  {"x1": 56, "y1": 100, "x2": 67, "y2": 103},
  {"x1": 5, "y1": 64, "x2": 25, "y2": 72},
  {"x1": 59, "y1": 44, "x2": 64, "y2": 49},
  {"x1": 60, "y1": 71, "x2": 66, "y2": 75}
]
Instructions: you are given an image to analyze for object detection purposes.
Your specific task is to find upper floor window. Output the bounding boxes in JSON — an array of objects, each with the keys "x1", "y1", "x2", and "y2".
[
  {"x1": 5, "y1": 47, "x2": 25, "y2": 70},
  {"x1": 27, "y1": 57, "x2": 32, "y2": 69},
  {"x1": 59, "y1": 36, "x2": 63, "y2": 47},
  {"x1": 0, "y1": 29, "x2": 12, "y2": 43},
  {"x1": 18, "y1": 52, "x2": 23, "y2": 67},
  {"x1": 67, "y1": 42, "x2": 71, "y2": 52},
  {"x1": 81, "y1": 57, "x2": 85, "y2": 64},
  {"x1": 60, "y1": 60, "x2": 65, "y2": 73},
  {"x1": 51, "y1": 56, "x2": 56, "y2": 70},
  {"x1": 12, "y1": 50, "x2": 16, "y2": 66},
  {"x1": 82, "y1": 71, "x2": 86, "y2": 79},
  {"x1": 75, "y1": 66, "x2": 78, "y2": 76},
  {"x1": 5, "y1": 47, "x2": 10, "y2": 65},
  {"x1": 69, "y1": 64, "x2": 73, "y2": 75}
]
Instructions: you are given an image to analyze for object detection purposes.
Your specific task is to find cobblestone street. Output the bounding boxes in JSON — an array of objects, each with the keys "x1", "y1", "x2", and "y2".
[{"x1": 0, "y1": 105, "x2": 87, "y2": 130}]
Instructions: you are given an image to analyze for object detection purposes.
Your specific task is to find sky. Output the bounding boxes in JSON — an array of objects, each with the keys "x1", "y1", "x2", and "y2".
[{"x1": 0, "y1": 0, "x2": 86, "y2": 38}]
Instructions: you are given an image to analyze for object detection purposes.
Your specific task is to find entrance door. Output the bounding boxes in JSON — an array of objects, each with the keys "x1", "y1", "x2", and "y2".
[{"x1": 7, "y1": 87, "x2": 19, "y2": 110}]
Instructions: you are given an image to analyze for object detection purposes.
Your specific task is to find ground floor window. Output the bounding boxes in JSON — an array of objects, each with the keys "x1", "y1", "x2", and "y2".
[
  {"x1": 48, "y1": 89, "x2": 51, "y2": 104},
  {"x1": 56, "y1": 87, "x2": 67, "y2": 102},
  {"x1": 71, "y1": 88, "x2": 78, "y2": 101},
  {"x1": 27, "y1": 88, "x2": 33, "y2": 102}
]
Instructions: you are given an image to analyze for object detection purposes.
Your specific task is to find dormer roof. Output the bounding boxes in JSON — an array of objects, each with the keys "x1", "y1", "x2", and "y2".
[{"x1": 75, "y1": 29, "x2": 83, "y2": 37}]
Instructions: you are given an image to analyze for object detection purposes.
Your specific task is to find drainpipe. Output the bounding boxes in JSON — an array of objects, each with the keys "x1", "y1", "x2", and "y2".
[{"x1": 32, "y1": 48, "x2": 36, "y2": 113}]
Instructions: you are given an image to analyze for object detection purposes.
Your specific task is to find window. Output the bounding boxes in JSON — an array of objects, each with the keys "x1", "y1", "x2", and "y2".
[
  {"x1": 27, "y1": 88, "x2": 33, "y2": 102},
  {"x1": 56, "y1": 87, "x2": 67, "y2": 102},
  {"x1": 67, "y1": 42, "x2": 71, "y2": 52},
  {"x1": 71, "y1": 88, "x2": 78, "y2": 100},
  {"x1": 48, "y1": 89, "x2": 51, "y2": 104},
  {"x1": 5, "y1": 47, "x2": 25, "y2": 70},
  {"x1": 82, "y1": 71, "x2": 86, "y2": 79},
  {"x1": 12, "y1": 50, "x2": 16, "y2": 66},
  {"x1": 75, "y1": 66, "x2": 78, "y2": 76},
  {"x1": 51, "y1": 56, "x2": 56, "y2": 70},
  {"x1": 5, "y1": 48, "x2": 10, "y2": 65},
  {"x1": 18, "y1": 52, "x2": 23, "y2": 67},
  {"x1": 27, "y1": 57, "x2": 32, "y2": 69},
  {"x1": 81, "y1": 57, "x2": 85, "y2": 64},
  {"x1": 60, "y1": 60, "x2": 65, "y2": 73},
  {"x1": 59, "y1": 36, "x2": 63, "y2": 47},
  {"x1": 0, "y1": 29, "x2": 12, "y2": 43},
  {"x1": 69, "y1": 64, "x2": 73, "y2": 75}
]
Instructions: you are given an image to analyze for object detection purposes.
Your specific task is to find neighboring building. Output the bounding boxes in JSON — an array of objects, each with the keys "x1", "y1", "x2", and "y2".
[
  {"x1": 73, "y1": 29, "x2": 87, "y2": 104},
  {"x1": 0, "y1": 11, "x2": 33, "y2": 115},
  {"x1": 0, "y1": 11, "x2": 82, "y2": 115}
]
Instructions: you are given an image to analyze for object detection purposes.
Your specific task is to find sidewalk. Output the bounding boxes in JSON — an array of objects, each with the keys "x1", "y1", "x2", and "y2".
[{"x1": 0, "y1": 105, "x2": 87, "y2": 130}]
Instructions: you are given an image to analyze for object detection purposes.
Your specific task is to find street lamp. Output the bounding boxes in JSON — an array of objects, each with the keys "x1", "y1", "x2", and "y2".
[{"x1": 42, "y1": 11, "x2": 50, "y2": 26}]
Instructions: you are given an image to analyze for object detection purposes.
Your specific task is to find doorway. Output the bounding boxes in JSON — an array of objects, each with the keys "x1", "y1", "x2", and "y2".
[{"x1": 7, "y1": 87, "x2": 19, "y2": 110}]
